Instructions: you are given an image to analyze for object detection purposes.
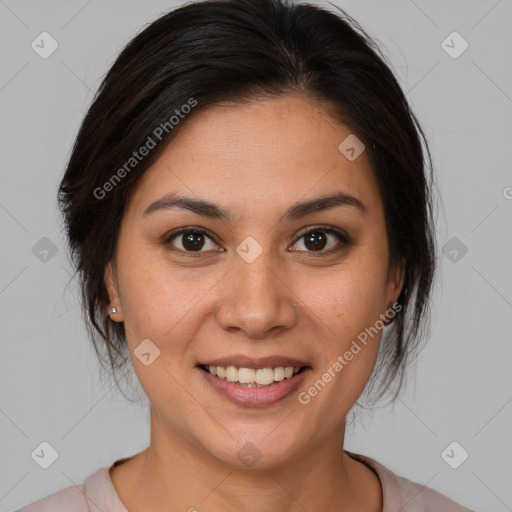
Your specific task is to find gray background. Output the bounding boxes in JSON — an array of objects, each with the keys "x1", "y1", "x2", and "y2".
[{"x1": 1, "y1": 1, "x2": 511, "y2": 510}]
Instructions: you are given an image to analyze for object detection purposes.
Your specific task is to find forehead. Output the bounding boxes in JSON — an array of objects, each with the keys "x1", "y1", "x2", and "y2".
[{"x1": 126, "y1": 94, "x2": 382, "y2": 220}]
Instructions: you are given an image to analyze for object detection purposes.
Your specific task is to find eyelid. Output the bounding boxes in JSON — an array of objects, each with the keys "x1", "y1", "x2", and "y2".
[{"x1": 292, "y1": 224, "x2": 350, "y2": 243}]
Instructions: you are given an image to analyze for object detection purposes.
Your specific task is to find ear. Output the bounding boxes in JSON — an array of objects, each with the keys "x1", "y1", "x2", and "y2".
[
  {"x1": 386, "y1": 257, "x2": 405, "y2": 306},
  {"x1": 104, "y1": 261, "x2": 124, "y2": 321}
]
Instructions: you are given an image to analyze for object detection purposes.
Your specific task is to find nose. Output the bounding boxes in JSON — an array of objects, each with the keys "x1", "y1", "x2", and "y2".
[{"x1": 215, "y1": 251, "x2": 298, "y2": 339}]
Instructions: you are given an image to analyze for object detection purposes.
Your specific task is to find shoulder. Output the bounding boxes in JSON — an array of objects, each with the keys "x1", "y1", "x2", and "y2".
[
  {"x1": 15, "y1": 466, "x2": 126, "y2": 512},
  {"x1": 345, "y1": 450, "x2": 476, "y2": 512},
  {"x1": 14, "y1": 481, "x2": 88, "y2": 512}
]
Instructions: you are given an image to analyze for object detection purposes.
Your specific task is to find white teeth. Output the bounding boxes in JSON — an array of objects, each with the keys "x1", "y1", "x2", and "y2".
[
  {"x1": 274, "y1": 367, "x2": 285, "y2": 381},
  {"x1": 255, "y1": 368, "x2": 274, "y2": 385},
  {"x1": 205, "y1": 364, "x2": 303, "y2": 386},
  {"x1": 225, "y1": 366, "x2": 238, "y2": 382},
  {"x1": 238, "y1": 367, "x2": 255, "y2": 384}
]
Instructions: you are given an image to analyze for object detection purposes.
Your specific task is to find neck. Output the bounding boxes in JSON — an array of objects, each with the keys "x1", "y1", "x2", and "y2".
[{"x1": 111, "y1": 408, "x2": 382, "y2": 512}]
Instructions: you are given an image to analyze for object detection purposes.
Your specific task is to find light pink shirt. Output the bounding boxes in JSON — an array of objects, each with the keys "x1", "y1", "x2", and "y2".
[{"x1": 16, "y1": 451, "x2": 476, "y2": 511}]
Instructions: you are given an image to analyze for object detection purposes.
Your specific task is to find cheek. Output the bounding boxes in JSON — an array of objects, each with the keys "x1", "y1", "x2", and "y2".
[
  {"x1": 115, "y1": 240, "x2": 202, "y2": 334},
  {"x1": 117, "y1": 264, "x2": 203, "y2": 413},
  {"x1": 303, "y1": 256, "x2": 388, "y2": 338},
  {"x1": 296, "y1": 252, "x2": 388, "y2": 399}
]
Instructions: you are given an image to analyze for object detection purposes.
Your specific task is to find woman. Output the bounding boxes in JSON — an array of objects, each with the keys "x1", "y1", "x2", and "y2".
[{"x1": 17, "y1": 0, "x2": 475, "y2": 510}]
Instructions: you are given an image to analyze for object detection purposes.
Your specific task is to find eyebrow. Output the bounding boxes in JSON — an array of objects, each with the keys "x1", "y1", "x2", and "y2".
[{"x1": 142, "y1": 191, "x2": 367, "y2": 222}]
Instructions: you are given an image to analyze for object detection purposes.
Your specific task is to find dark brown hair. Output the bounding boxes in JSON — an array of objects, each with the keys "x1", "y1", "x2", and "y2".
[{"x1": 58, "y1": 0, "x2": 437, "y2": 405}]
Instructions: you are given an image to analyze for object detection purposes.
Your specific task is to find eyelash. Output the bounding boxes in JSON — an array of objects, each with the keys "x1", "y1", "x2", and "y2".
[{"x1": 163, "y1": 225, "x2": 351, "y2": 257}]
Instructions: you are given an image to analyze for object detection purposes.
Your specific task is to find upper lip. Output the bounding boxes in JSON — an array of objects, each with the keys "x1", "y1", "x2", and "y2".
[{"x1": 198, "y1": 355, "x2": 310, "y2": 369}]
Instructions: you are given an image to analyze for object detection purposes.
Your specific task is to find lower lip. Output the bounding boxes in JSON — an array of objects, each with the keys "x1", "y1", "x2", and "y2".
[{"x1": 198, "y1": 367, "x2": 309, "y2": 407}]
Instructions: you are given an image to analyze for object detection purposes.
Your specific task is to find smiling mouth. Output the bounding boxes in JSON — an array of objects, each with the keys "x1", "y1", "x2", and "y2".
[{"x1": 198, "y1": 364, "x2": 308, "y2": 387}]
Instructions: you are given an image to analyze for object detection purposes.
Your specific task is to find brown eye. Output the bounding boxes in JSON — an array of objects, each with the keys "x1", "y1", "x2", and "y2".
[
  {"x1": 303, "y1": 230, "x2": 328, "y2": 251},
  {"x1": 165, "y1": 228, "x2": 222, "y2": 253},
  {"x1": 291, "y1": 227, "x2": 350, "y2": 254}
]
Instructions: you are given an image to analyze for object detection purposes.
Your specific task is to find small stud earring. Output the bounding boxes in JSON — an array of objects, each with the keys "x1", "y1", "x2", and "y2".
[{"x1": 109, "y1": 306, "x2": 117, "y2": 315}]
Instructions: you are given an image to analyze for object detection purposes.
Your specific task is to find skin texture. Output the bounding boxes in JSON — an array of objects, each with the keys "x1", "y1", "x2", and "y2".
[{"x1": 105, "y1": 93, "x2": 404, "y2": 512}]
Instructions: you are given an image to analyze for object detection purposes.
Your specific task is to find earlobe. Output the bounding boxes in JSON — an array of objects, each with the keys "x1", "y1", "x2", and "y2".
[{"x1": 104, "y1": 262, "x2": 123, "y2": 321}]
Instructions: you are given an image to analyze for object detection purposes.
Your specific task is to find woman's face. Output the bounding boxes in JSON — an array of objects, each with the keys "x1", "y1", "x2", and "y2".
[{"x1": 105, "y1": 94, "x2": 403, "y2": 468}]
